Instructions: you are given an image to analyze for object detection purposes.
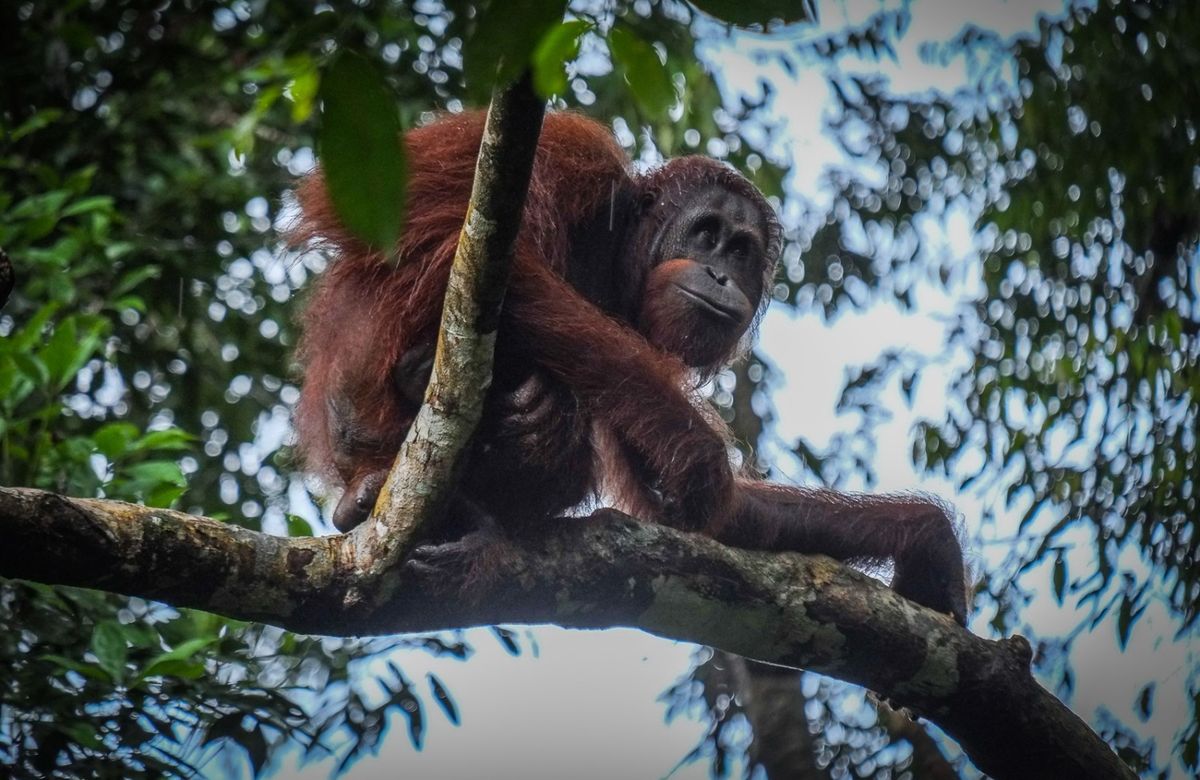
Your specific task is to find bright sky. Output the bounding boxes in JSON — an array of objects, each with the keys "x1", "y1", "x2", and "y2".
[{"x1": 246, "y1": 2, "x2": 1194, "y2": 778}]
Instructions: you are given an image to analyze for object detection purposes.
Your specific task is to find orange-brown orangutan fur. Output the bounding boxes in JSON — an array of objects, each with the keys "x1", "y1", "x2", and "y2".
[{"x1": 292, "y1": 111, "x2": 968, "y2": 623}]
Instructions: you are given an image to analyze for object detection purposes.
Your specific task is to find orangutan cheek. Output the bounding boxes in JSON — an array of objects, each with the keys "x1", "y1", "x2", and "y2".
[{"x1": 639, "y1": 261, "x2": 734, "y2": 368}]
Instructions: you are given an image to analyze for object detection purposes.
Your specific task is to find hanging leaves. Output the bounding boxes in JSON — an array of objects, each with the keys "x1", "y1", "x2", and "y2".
[
  {"x1": 608, "y1": 25, "x2": 676, "y2": 118},
  {"x1": 318, "y1": 52, "x2": 407, "y2": 253},
  {"x1": 462, "y1": 0, "x2": 569, "y2": 101},
  {"x1": 532, "y1": 19, "x2": 593, "y2": 98}
]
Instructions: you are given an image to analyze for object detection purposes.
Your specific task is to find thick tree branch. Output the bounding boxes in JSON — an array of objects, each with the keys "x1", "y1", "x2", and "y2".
[
  {"x1": 0, "y1": 487, "x2": 1133, "y2": 779},
  {"x1": 361, "y1": 73, "x2": 546, "y2": 592}
]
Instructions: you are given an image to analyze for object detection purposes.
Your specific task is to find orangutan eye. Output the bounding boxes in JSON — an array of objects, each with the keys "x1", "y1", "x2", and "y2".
[{"x1": 691, "y1": 216, "x2": 721, "y2": 249}]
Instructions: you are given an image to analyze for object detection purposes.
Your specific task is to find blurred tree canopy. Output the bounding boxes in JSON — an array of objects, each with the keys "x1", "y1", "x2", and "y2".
[
  {"x1": 782, "y1": 0, "x2": 1198, "y2": 773},
  {"x1": 2, "y1": 0, "x2": 1196, "y2": 777},
  {"x1": 652, "y1": 1, "x2": 1200, "y2": 776}
]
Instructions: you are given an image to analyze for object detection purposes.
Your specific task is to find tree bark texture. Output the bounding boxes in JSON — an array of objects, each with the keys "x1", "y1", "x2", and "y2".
[
  {"x1": 0, "y1": 486, "x2": 1135, "y2": 780},
  {"x1": 363, "y1": 74, "x2": 547, "y2": 587}
]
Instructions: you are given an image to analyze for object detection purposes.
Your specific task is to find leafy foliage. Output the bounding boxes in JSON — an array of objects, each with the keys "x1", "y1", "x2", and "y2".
[
  {"x1": 609, "y1": 23, "x2": 678, "y2": 118},
  {"x1": 822, "y1": 0, "x2": 1200, "y2": 632},
  {"x1": 769, "y1": 1, "x2": 1200, "y2": 773},
  {"x1": 1, "y1": 578, "x2": 472, "y2": 778},
  {"x1": 460, "y1": 0, "x2": 569, "y2": 100}
]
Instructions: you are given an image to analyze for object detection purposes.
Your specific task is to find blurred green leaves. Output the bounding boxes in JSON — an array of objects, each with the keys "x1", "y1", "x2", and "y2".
[
  {"x1": 462, "y1": 0, "x2": 569, "y2": 101},
  {"x1": 609, "y1": 25, "x2": 677, "y2": 118},
  {"x1": 0, "y1": 113, "x2": 191, "y2": 508},
  {"x1": 809, "y1": 4, "x2": 1200, "y2": 772},
  {"x1": 89, "y1": 621, "x2": 129, "y2": 682},
  {"x1": 319, "y1": 53, "x2": 407, "y2": 253},
  {"x1": 532, "y1": 19, "x2": 592, "y2": 98},
  {"x1": 689, "y1": 0, "x2": 817, "y2": 28}
]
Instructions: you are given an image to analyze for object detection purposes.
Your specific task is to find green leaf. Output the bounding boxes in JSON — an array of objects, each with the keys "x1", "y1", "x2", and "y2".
[
  {"x1": 608, "y1": 26, "x2": 676, "y2": 118},
  {"x1": 428, "y1": 673, "x2": 459, "y2": 725},
  {"x1": 289, "y1": 66, "x2": 320, "y2": 123},
  {"x1": 61, "y1": 195, "x2": 115, "y2": 218},
  {"x1": 39, "y1": 315, "x2": 105, "y2": 391},
  {"x1": 90, "y1": 621, "x2": 128, "y2": 681},
  {"x1": 94, "y1": 422, "x2": 140, "y2": 459},
  {"x1": 8, "y1": 108, "x2": 64, "y2": 141},
  {"x1": 286, "y1": 513, "x2": 314, "y2": 537},
  {"x1": 38, "y1": 317, "x2": 78, "y2": 385},
  {"x1": 39, "y1": 653, "x2": 111, "y2": 681},
  {"x1": 318, "y1": 52, "x2": 407, "y2": 251},
  {"x1": 138, "y1": 637, "x2": 217, "y2": 682},
  {"x1": 133, "y1": 428, "x2": 196, "y2": 453},
  {"x1": 112, "y1": 264, "x2": 161, "y2": 297},
  {"x1": 11, "y1": 302, "x2": 60, "y2": 352},
  {"x1": 254, "y1": 83, "x2": 282, "y2": 118},
  {"x1": 531, "y1": 19, "x2": 592, "y2": 98},
  {"x1": 689, "y1": 0, "x2": 816, "y2": 28},
  {"x1": 145, "y1": 483, "x2": 187, "y2": 508},
  {"x1": 56, "y1": 722, "x2": 103, "y2": 750},
  {"x1": 125, "y1": 459, "x2": 187, "y2": 487},
  {"x1": 63, "y1": 163, "x2": 98, "y2": 195},
  {"x1": 9, "y1": 190, "x2": 70, "y2": 221},
  {"x1": 463, "y1": 0, "x2": 568, "y2": 100},
  {"x1": 141, "y1": 658, "x2": 206, "y2": 680},
  {"x1": 1116, "y1": 596, "x2": 1133, "y2": 649},
  {"x1": 111, "y1": 295, "x2": 147, "y2": 314},
  {"x1": 103, "y1": 240, "x2": 137, "y2": 261},
  {"x1": 232, "y1": 113, "x2": 258, "y2": 157},
  {"x1": 11, "y1": 351, "x2": 49, "y2": 387},
  {"x1": 1136, "y1": 684, "x2": 1154, "y2": 721},
  {"x1": 1052, "y1": 551, "x2": 1066, "y2": 604}
]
